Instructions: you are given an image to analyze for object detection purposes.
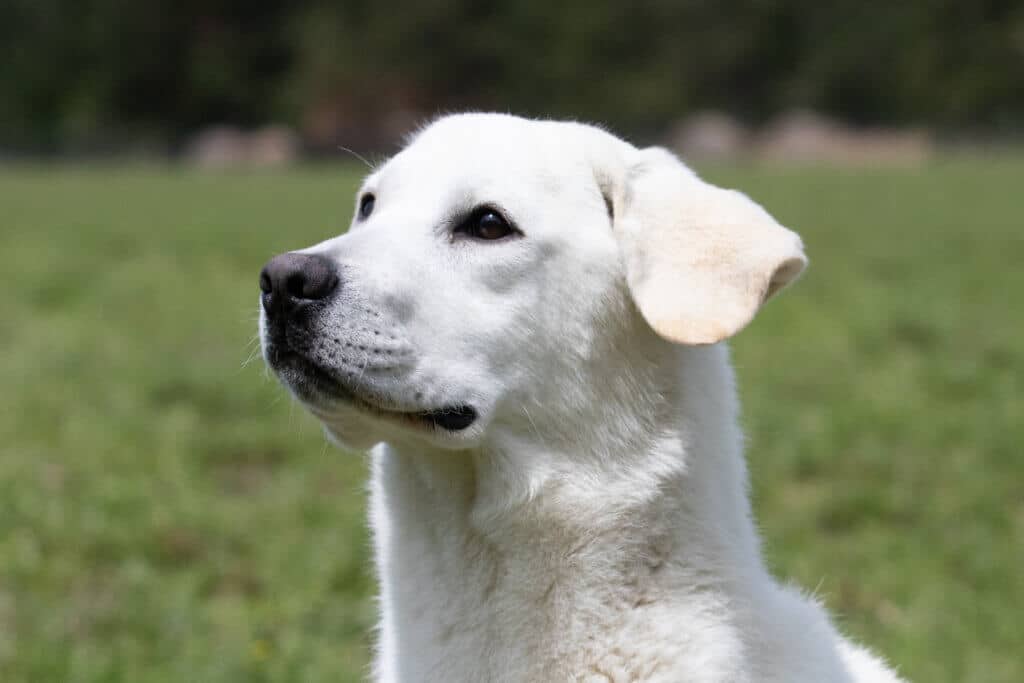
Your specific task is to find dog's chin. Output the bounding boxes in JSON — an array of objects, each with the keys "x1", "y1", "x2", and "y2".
[
  {"x1": 321, "y1": 417, "x2": 386, "y2": 452},
  {"x1": 314, "y1": 402, "x2": 488, "y2": 452},
  {"x1": 266, "y1": 347, "x2": 483, "y2": 448},
  {"x1": 314, "y1": 400, "x2": 484, "y2": 451},
  {"x1": 319, "y1": 411, "x2": 487, "y2": 452}
]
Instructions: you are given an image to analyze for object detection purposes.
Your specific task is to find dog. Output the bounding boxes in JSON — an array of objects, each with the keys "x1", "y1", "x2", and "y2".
[{"x1": 259, "y1": 113, "x2": 903, "y2": 682}]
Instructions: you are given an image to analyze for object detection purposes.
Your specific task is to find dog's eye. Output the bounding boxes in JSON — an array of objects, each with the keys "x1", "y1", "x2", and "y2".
[
  {"x1": 457, "y1": 208, "x2": 516, "y2": 241},
  {"x1": 358, "y1": 193, "x2": 375, "y2": 220}
]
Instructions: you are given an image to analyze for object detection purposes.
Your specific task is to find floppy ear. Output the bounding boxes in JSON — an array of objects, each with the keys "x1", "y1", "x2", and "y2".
[{"x1": 613, "y1": 147, "x2": 807, "y2": 345}]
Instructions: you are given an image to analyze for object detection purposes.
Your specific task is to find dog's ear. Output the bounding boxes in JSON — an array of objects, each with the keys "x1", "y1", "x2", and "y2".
[{"x1": 610, "y1": 147, "x2": 806, "y2": 345}]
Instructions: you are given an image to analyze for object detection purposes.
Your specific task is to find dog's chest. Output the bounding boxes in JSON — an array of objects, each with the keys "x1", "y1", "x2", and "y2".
[
  {"x1": 377, "y1": 535, "x2": 749, "y2": 683},
  {"x1": 369, "y1": 449, "x2": 753, "y2": 683}
]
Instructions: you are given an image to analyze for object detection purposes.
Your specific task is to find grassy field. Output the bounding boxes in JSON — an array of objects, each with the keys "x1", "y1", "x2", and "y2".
[{"x1": 1, "y1": 159, "x2": 1021, "y2": 682}]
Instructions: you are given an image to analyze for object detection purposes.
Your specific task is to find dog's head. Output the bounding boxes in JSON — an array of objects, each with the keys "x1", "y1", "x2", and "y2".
[{"x1": 259, "y1": 114, "x2": 805, "y2": 451}]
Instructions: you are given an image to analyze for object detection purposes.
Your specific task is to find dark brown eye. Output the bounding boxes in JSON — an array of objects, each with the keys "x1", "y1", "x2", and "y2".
[
  {"x1": 358, "y1": 193, "x2": 375, "y2": 219},
  {"x1": 459, "y1": 208, "x2": 515, "y2": 241}
]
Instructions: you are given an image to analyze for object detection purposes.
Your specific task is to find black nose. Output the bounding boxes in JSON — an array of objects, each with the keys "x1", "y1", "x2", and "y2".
[{"x1": 259, "y1": 252, "x2": 339, "y2": 317}]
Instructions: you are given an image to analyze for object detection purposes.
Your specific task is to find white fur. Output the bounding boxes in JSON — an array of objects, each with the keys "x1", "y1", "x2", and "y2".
[{"x1": 260, "y1": 113, "x2": 903, "y2": 682}]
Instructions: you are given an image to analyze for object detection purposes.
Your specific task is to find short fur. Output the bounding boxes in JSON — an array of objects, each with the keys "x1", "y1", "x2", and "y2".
[{"x1": 260, "y1": 113, "x2": 903, "y2": 682}]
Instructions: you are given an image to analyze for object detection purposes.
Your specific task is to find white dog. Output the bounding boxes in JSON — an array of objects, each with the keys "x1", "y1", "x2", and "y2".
[{"x1": 259, "y1": 113, "x2": 903, "y2": 682}]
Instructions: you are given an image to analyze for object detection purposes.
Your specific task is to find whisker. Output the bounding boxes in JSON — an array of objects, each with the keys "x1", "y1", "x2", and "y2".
[
  {"x1": 337, "y1": 145, "x2": 374, "y2": 170},
  {"x1": 241, "y1": 345, "x2": 263, "y2": 369}
]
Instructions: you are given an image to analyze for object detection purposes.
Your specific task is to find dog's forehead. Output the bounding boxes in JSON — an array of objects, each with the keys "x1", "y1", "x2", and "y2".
[
  {"x1": 373, "y1": 115, "x2": 593, "y2": 193},
  {"x1": 411, "y1": 114, "x2": 578, "y2": 159}
]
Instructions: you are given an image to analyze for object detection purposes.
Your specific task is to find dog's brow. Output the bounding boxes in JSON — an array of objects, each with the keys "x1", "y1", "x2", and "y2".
[
  {"x1": 441, "y1": 185, "x2": 483, "y2": 214},
  {"x1": 440, "y1": 193, "x2": 485, "y2": 222},
  {"x1": 359, "y1": 174, "x2": 380, "y2": 192}
]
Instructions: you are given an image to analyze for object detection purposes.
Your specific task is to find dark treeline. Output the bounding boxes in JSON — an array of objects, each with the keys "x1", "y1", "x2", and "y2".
[{"x1": 2, "y1": 0, "x2": 1022, "y2": 152}]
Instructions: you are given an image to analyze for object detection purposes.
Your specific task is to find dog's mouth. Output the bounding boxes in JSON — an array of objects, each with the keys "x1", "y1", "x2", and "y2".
[
  {"x1": 411, "y1": 405, "x2": 478, "y2": 431},
  {"x1": 267, "y1": 347, "x2": 477, "y2": 432}
]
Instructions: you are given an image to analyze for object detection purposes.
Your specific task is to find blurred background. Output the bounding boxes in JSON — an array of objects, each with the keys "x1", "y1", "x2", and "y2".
[
  {"x1": 3, "y1": 0, "x2": 1024, "y2": 158},
  {"x1": 1, "y1": 1, "x2": 1022, "y2": 682}
]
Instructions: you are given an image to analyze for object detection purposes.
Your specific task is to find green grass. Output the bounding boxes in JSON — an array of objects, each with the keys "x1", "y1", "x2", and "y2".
[{"x1": 1, "y1": 159, "x2": 1021, "y2": 682}]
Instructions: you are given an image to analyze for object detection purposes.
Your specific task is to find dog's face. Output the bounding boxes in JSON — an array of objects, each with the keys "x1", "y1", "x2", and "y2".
[{"x1": 260, "y1": 114, "x2": 806, "y2": 451}]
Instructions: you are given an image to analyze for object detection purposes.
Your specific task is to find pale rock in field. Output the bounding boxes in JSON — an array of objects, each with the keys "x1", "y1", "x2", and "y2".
[
  {"x1": 184, "y1": 126, "x2": 248, "y2": 168},
  {"x1": 668, "y1": 111, "x2": 750, "y2": 161},
  {"x1": 755, "y1": 110, "x2": 931, "y2": 166},
  {"x1": 184, "y1": 125, "x2": 301, "y2": 168},
  {"x1": 247, "y1": 125, "x2": 301, "y2": 167}
]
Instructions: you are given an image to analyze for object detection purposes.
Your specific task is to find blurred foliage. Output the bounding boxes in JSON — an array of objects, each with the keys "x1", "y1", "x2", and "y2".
[{"x1": 2, "y1": 0, "x2": 1024, "y2": 150}]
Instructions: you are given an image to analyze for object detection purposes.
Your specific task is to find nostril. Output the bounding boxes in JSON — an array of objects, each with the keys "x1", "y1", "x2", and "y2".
[
  {"x1": 259, "y1": 270, "x2": 273, "y2": 295},
  {"x1": 259, "y1": 252, "x2": 340, "y2": 315}
]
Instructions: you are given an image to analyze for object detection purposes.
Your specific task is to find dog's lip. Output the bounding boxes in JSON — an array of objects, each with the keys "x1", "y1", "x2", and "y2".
[{"x1": 269, "y1": 347, "x2": 477, "y2": 432}]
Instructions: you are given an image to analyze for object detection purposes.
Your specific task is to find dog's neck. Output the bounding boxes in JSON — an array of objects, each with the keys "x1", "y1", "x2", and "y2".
[{"x1": 370, "y1": 344, "x2": 776, "y2": 681}]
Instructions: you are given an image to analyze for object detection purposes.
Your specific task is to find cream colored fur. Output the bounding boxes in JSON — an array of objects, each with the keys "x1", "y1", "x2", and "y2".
[{"x1": 260, "y1": 113, "x2": 904, "y2": 682}]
